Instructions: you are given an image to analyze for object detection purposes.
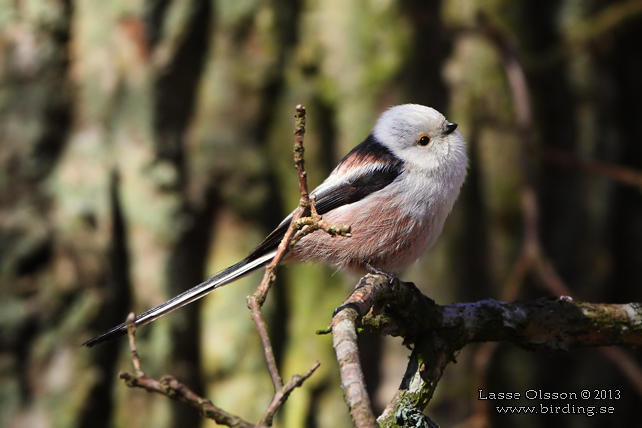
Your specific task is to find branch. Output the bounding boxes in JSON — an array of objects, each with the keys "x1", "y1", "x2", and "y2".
[
  {"x1": 260, "y1": 362, "x2": 321, "y2": 426},
  {"x1": 118, "y1": 105, "x2": 336, "y2": 427},
  {"x1": 331, "y1": 275, "x2": 389, "y2": 428},
  {"x1": 441, "y1": 299, "x2": 642, "y2": 349},
  {"x1": 330, "y1": 274, "x2": 642, "y2": 426},
  {"x1": 245, "y1": 104, "x2": 350, "y2": 423},
  {"x1": 476, "y1": 14, "x2": 642, "y2": 421},
  {"x1": 119, "y1": 311, "x2": 320, "y2": 427},
  {"x1": 247, "y1": 105, "x2": 313, "y2": 394},
  {"x1": 119, "y1": 313, "x2": 264, "y2": 428}
]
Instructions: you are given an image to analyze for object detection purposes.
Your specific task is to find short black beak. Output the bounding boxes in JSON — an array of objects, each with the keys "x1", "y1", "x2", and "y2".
[{"x1": 444, "y1": 122, "x2": 458, "y2": 135}]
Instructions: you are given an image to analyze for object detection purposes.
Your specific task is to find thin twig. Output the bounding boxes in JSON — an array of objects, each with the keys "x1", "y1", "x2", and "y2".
[
  {"x1": 125, "y1": 312, "x2": 144, "y2": 378},
  {"x1": 260, "y1": 361, "x2": 321, "y2": 426},
  {"x1": 247, "y1": 300, "x2": 283, "y2": 391},
  {"x1": 118, "y1": 105, "x2": 346, "y2": 427},
  {"x1": 247, "y1": 105, "x2": 310, "y2": 393},
  {"x1": 251, "y1": 105, "x2": 310, "y2": 307},
  {"x1": 246, "y1": 104, "x2": 350, "y2": 413},
  {"x1": 119, "y1": 314, "x2": 263, "y2": 428},
  {"x1": 294, "y1": 104, "x2": 310, "y2": 206}
]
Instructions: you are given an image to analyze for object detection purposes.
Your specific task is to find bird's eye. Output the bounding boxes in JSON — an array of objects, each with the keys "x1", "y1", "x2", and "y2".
[{"x1": 418, "y1": 135, "x2": 431, "y2": 146}]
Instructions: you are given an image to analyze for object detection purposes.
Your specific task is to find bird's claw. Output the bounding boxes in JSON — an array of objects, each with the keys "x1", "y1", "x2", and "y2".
[{"x1": 365, "y1": 263, "x2": 399, "y2": 289}]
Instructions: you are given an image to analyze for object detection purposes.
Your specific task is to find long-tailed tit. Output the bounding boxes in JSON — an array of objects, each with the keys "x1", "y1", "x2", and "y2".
[{"x1": 84, "y1": 104, "x2": 467, "y2": 347}]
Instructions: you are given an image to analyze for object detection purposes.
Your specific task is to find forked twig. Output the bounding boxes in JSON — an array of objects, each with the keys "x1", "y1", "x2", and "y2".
[
  {"x1": 245, "y1": 104, "x2": 350, "y2": 422},
  {"x1": 119, "y1": 314, "x2": 264, "y2": 428},
  {"x1": 119, "y1": 105, "x2": 345, "y2": 427}
]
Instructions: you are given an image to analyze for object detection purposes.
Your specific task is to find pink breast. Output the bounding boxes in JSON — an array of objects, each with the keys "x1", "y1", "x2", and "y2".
[{"x1": 289, "y1": 196, "x2": 432, "y2": 273}]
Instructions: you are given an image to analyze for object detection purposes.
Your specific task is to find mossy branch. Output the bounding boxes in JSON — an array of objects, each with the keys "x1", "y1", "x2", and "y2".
[{"x1": 330, "y1": 274, "x2": 642, "y2": 427}]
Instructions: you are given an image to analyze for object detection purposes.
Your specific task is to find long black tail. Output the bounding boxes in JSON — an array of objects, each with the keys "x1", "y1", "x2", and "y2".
[{"x1": 82, "y1": 251, "x2": 275, "y2": 347}]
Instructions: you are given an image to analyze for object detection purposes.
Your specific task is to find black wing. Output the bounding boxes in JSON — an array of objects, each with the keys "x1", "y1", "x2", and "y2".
[{"x1": 247, "y1": 134, "x2": 403, "y2": 259}]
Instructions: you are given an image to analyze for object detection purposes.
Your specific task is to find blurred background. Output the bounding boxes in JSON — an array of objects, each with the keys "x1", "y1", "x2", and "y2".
[{"x1": 1, "y1": 0, "x2": 641, "y2": 427}]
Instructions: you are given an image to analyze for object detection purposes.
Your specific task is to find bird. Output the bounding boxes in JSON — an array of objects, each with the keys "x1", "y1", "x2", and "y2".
[{"x1": 83, "y1": 104, "x2": 467, "y2": 347}]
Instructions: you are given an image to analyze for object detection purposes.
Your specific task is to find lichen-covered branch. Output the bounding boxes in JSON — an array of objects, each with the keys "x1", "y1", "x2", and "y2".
[
  {"x1": 359, "y1": 277, "x2": 642, "y2": 351},
  {"x1": 442, "y1": 299, "x2": 642, "y2": 350},
  {"x1": 331, "y1": 274, "x2": 642, "y2": 427}
]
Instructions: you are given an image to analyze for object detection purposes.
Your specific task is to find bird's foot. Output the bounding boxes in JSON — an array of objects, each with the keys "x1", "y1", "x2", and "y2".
[{"x1": 365, "y1": 263, "x2": 400, "y2": 289}]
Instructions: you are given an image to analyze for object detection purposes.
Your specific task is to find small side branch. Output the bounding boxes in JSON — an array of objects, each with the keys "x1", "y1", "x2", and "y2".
[
  {"x1": 119, "y1": 314, "x2": 264, "y2": 428},
  {"x1": 260, "y1": 362, "x2": 321, "y2": 426}
]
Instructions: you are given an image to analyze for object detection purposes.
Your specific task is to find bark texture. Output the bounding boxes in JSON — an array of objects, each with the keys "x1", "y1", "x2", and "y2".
[{"x1": 0, "y1": 1, "x2": 641, "y2": 427}]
